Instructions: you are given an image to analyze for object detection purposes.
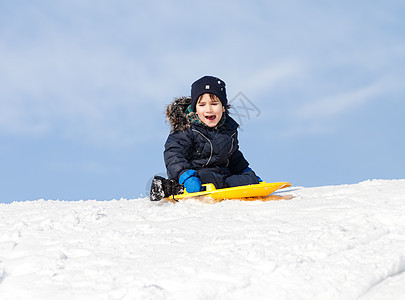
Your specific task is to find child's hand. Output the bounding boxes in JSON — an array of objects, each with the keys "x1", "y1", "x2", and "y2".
[
  {"x1": 179, "y1": 169, "x2": 202, "y2": 193},
  {"x1": 183, "y1": 176, "x2": 202, "y2": 193}
]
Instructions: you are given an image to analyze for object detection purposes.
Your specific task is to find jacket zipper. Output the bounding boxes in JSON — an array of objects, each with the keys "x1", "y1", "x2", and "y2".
[
  {"x1": 225, "y1": 132, "x2": 236, "y2": 167},
  {"x1": 192, "y1": 129, "x2": 213, "y2": 167}
]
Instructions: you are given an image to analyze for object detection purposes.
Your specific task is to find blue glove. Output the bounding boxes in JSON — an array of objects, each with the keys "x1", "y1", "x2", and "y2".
[
  {"x1": 242, "y1": 167, "x2": 263, "y2": 182},
  {"x1": 179, "y1": 169, "x2": 202, "y2": 193}
]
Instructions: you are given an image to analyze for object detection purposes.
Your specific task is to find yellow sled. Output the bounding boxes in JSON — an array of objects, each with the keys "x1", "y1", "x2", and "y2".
[{"x1": 168, "y1": 181, "x2": 292, "y2": 202}]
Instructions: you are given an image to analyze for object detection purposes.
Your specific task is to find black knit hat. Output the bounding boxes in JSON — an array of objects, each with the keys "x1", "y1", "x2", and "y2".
[{"x1": 191, "y1": 76, "x2": 227, "y2": 111}]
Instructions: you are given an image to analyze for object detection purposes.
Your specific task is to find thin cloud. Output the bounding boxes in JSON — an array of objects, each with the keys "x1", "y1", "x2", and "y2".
[
  {"x1": 297, "y1": 80, "x2": 387, "y2": 120},
  {"x1": 1, "y1": 0, "x2": 404, "y2": 145},
  {"x1": 241, "y1": 59, "x2": 306, "y2": 95}
]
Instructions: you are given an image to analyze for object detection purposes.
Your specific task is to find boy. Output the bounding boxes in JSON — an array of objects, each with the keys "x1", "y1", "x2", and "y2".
[{"x1": 150, "y1": 76, "x2": 260, "y2": 201}]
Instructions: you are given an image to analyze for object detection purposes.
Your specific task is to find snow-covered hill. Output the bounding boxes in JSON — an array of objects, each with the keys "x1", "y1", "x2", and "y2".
[{"x1": 1, "y1": 179, "x2": 404, "y2": 300}]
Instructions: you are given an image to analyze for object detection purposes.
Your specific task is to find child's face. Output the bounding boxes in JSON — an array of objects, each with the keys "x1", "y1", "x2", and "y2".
[{"x1": 196, "y1": 93, "x2": 225, "y2": 127}]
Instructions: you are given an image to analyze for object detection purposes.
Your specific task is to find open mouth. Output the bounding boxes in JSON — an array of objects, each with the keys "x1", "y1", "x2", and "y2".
[{"x1": 205, "y1": 115, "x2": 216, "y2": 121}]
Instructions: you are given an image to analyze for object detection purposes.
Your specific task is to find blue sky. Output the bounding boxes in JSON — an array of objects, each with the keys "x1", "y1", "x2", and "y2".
[{"x1": 1, "y1": 0, "x2": 404, "y2": 203}]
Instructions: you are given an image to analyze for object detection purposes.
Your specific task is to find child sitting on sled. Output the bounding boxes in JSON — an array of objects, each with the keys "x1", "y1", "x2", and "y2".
[{"x1": 150, "y1": 75, "x2": 261, "y2": 201}]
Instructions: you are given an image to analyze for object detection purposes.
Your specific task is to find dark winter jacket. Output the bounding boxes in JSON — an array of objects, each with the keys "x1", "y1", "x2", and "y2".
[{"x1": 164, "y1": 97, "x2": 250, "y2": 184}]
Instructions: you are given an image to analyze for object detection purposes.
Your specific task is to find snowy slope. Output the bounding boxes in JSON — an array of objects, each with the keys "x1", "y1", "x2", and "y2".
[{"x1": 0, "y1": 179, "x2": 405, "y2": 300}]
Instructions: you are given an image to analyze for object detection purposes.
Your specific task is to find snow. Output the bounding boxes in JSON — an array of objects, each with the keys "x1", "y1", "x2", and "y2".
[{"x1": 1, "y1": 179, "x2": 405, "y2": 300}]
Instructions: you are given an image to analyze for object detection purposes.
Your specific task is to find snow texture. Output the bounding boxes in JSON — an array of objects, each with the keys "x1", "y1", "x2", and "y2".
[{"x1": 0, "y1": 179, "x2": 404, "y2": 299}]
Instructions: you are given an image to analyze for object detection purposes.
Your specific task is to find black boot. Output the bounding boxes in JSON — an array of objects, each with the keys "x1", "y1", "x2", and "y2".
[
  {"x1": 169, "y1": 179, "x2": 184, "y2": 198},
  {"x1": 150, "y1": 176, "x2": 184, "y2": 201}
]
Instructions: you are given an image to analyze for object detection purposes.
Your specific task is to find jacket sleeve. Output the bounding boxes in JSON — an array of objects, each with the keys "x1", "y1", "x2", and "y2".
[
  {"x1": 164, "y1": 130, "x2": 194, "y2": 181},
  {"x1": 227, "y1": 132, "x2": 249, "y2": 174}
]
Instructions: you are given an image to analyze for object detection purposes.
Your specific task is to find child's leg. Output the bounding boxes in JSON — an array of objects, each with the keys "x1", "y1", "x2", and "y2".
[
  {"x1": 197, "y1": 168, "x2": 228, "y2": 189},
  {"x1": 225, "y1": 170, "x2": 260, "y2": 187}
]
